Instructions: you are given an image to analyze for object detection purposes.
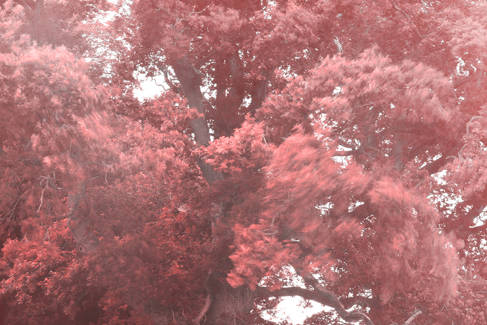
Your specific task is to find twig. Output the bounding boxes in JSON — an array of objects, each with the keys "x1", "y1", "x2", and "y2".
[
  {"x1": 404, "y1": 309, "x2": 422, "y2": 325},
  {"x1": 37, "y1": 186, "x2": 46, "y2": 212},
  {"x1": 193, "y1": 5, "x2": 210, "y2": 15},
  {"x1": 1, "y1": 195, "x2": 22, "y2": 220},
  {"x1": 389, "y1": 0, "x2": 422, "y2": 38}
]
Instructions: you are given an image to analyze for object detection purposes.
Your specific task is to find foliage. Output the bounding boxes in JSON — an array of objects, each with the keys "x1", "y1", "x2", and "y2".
[{"x1": 0, "y1": 0, "x2": 486, "y2": 324}]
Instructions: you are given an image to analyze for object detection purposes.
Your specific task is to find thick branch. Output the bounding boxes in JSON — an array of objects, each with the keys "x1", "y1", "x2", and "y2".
[
  {"x1": 213, "y1": 54, "x2": 246, "y2": 137},
  {"x1": 293, "y1": 265, "x2": 374, "y2": 324},
  {"x1": 170, "y1": 57, "x2": 222, "y2": 183},
  {"x1": 248, "y1": 78, "x2": 268, "y2": 114},
  {"x1": 171, "y1": 58, "x2": 210, "y2": 145},
  {"x1": 255, "y1": 286, "x2": 374, "y2": 325}
]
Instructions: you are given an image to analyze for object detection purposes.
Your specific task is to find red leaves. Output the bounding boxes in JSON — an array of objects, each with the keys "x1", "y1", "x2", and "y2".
[
  {"x1": 1, "y1": 0, "x2": 487, "y2": 324},
  {"x1": 204, "y1": 118, "x2": 271, "y2": 174},
  {"x1": 228, "y1": 223, "x2": 297, "y2": 290},
  {"x1": 333, "y1": 219, "x2": 362, "y2": 239},
  {"x1": 0, "y1": 223, "x2": 83, "y2": 323}
]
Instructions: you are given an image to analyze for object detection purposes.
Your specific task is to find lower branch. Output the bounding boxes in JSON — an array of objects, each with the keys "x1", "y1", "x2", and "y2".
[
  {"x1": 193, "y1": 270, "x2": 213, "y2": 324},
  {"x1": 193, "y1": 293, "x2": 211, "y2": 325},
  {"x1": 255, "y1": 286, "x2": 374, "y2": 325}
]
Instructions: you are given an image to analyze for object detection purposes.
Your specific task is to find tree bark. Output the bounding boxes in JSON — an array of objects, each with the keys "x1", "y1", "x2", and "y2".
[{"x1": 203, "y1": 280, "x2": 254, "y2": 325}]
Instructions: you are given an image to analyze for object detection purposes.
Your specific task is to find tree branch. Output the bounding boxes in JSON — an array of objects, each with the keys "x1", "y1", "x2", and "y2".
[
  {"x1": 291, "y1": 264, "x2": 375, "y2": 324},
  {"x1": 170, "y1": 57, "x2": 222, "y2": 184},
  {"x1": 1, "y1": 194, "x2": 22, "y2": 220},
  {"x1": 340, "y1": 295, "x2": 377, "y2": 310},
  {"x1": 247, "y1": 77, "x2": 268, "y2": 114},
  {"x1": 171, "y1": 58, "x2": 210, "y2": 145},
  {"x1": 193, "y1": 293, "x2": 211, "y2": 324},
  {"x1": 388, "y1": 0, "x2": 422, "y2": 38},
  {"x1": 468, "y1": 222, "x2": 487, "y2": 234},
  {"x1": 403, "y1": 309, "x2": 422, "y2": 325},
  {"x1": 333, "y1": 150, "x2": 354, "y2": 157},
  {"x1": 14, "y1": 0, "x2": 35, "y2": 10},
  {"x1": 193, "y1": 270, "x2": 213, "y2": 324},
  {"x1": 65, "y1": 180, "x2": 98, "y2": 252},
  {"x1": 36, "y1": 186, "x2": 46, "y2": 212},
  {"x1": 255, "y1": 286, "x2": 374, "y2": 325}
]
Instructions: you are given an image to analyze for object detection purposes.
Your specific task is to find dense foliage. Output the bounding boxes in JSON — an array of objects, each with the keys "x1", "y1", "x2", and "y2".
[{"x1": 0, "y1": 0, "x2": 486, "y2": 324}]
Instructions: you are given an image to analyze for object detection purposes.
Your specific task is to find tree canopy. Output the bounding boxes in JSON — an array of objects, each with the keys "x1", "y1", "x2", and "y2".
[{"x1": 0, "y1": 0, "x2": 486, "y2": 324}]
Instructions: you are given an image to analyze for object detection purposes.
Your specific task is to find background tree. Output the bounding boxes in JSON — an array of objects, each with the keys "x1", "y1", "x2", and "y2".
[{"x1": 0, "y1": 0, "x2": 486, "y2": 324}]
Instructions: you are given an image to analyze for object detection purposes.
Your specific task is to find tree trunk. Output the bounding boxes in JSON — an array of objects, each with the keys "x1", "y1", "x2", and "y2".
[
  {"x1": 203, "y1": 281, "x2": 254, "y2": 325},
  {"x1": 171, "y1": 58, "x2": 251, "y2": 324}
]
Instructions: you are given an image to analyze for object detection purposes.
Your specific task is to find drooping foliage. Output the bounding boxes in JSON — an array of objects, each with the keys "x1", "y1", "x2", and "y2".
[{"x1": 0, "y1": 0, "x2": 486, "y2": 324}]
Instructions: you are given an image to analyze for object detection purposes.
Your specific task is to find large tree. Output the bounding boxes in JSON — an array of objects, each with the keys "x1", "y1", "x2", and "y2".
[{"x1": 0, "y1": 0, "x2": 486, "y2": 324}]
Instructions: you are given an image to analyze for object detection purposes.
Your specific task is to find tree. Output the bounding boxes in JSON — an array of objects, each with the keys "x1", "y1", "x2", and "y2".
[{"x1": 0, "y1": 0, "x2": 486, "y2": 324}]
